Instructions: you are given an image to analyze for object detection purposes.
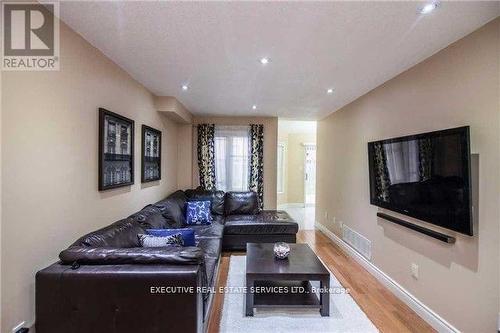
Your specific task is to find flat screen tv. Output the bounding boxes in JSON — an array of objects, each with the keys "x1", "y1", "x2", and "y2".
[{"x1": 368, "y1": 126, "x2": 472, "y2": 235}]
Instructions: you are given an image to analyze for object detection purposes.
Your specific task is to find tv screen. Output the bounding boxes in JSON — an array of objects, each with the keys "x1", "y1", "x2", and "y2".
[{"x1": 368, "y1": 126, "x2": 472, "y2": 235}]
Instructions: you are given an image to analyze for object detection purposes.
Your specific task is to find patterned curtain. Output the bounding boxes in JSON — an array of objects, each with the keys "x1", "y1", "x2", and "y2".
[
  {"x1": 373, "y1": 142, "x2": 390, "y2": 202},
  {"x1": 249, "y1": 124, "x2": 264, "y2": 209},
  {"x1": 197, "y1": 124, "x2": 216, "y2": 190},
  {"x1": 418, "y1": 138, "x2": 433, "y2": 181}
]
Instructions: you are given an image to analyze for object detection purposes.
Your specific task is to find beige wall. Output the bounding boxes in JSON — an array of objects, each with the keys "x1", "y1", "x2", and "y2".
[
  {"x1": 192, "y1": 116, "x2": 278, "y2": 209},
  {"x1": 1, "y1": 22, "x2": 182, "y2": 332},
  {"x1": 177, "y1": 124, "x2": 194, "y2": 189},
  {"x1": 277, "y1": 132, "x2": 316, "y2": 205},
  {"x1": 316, "y1": 18, "x2": 499, "y2": 332}
]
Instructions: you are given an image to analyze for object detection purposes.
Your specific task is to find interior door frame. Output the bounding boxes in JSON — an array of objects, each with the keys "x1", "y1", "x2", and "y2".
[
  {"x1": 277, "y1": 142, "x2": 286, "y2": 195},
  {"x1": 302, "y1": 142, "x2": 316, "y2": 207}
]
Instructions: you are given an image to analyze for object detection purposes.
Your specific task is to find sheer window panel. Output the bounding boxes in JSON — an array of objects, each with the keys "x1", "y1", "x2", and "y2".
[
  {"x1": 215, "y1": 137, "x2": 227, "y2": 191},
  {"x1": 214, "y1": 126, "x2": 250, "y2": 192},
  {"x1": 384, "y1": 140, "x2": 419, "y2": 184}
]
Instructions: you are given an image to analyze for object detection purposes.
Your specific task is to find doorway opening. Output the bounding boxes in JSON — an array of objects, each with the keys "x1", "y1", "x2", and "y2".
[
  {"x1": 277, "y1": 119, "x2": 317, "y2": 230},
  {"x1": 304, "y1": 143, "x2": 316, "y2": 206}
]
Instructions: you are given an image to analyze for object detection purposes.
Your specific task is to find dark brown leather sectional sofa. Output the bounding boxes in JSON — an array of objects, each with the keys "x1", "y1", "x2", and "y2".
[{"x1": 35, "y1": 189, "x2": 298, "y2": 333}]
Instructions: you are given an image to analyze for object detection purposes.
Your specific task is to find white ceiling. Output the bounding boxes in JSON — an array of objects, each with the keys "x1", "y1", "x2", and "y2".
[{"x1": 58, "y1": 1, "x2": 499, "y2": 119}]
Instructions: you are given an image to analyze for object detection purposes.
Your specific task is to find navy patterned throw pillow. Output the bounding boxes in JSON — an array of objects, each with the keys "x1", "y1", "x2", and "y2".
[
  {"x1": 185, "y1": 200, "x2": 212, "y2": 225},
  {"x1": 138, "y1": 233, "x2": 184, "y2": 247},
  {"x1": 146, "y1": 228, "x2": 196, "y2": 246}
]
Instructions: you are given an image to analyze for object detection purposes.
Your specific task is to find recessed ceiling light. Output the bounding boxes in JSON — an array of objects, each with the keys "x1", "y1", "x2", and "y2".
[
  {"x1": 327, "y1": 88, "x2": 334, "y2": 94},
  {"x1": 260, "y1": 57, "x2": 269, "y2": 65},
  {"x1": 252, "y1": 105, "x2": 257, "y2": 110},
  {"x1": 420, "y1": 2, "x2": 439, "y2": 14},
  {"x1": 181, "y1": 84, "x2": 189, "y2": 91}
]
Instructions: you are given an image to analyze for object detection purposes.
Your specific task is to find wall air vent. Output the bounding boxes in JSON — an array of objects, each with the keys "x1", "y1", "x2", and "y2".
[{"x1": 342, "y1": 224, "x2": 372, "y2": 260}]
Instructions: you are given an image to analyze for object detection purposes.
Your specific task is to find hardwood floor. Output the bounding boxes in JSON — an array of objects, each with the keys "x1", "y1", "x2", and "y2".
[{"x1": 207, "y1": 230, "x2": 436, "y2": 333}]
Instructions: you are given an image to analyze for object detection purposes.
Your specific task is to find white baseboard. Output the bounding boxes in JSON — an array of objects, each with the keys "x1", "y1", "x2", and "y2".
[{"x1": 315, "y1": 222, "x2": 460, "y2": 333}]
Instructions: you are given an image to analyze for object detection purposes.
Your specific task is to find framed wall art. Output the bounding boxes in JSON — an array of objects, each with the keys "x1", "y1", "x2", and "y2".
[
  {"x1": 141, "y1": 125, "x2": 162, "y2": 182},
  {"x1": 98, "y1": 108, "x2": 134, "y2": 190}
]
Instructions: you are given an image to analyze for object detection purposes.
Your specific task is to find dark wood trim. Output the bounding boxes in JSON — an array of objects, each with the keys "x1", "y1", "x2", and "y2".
[
  {"x1": 98, "y1": 108, "x2": 135, "y2": 191},
  {"x1": 141, "y1": 124, "x2": 162, "y2": 183},
  {"x1": 377, "y1": 212, "x2": 456, "y2": 244}
]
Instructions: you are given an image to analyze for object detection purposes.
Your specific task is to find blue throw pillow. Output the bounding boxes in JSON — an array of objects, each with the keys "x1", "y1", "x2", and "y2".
[
  {"x1": 185, "y1": 200, "x2": 212, "y2": 225},
  {"x1": 146, "y1": 228, "x2": 196, "y2": 246},
  {"x1": 138, "y1": 233, "x2": 184, "y2": 247}
]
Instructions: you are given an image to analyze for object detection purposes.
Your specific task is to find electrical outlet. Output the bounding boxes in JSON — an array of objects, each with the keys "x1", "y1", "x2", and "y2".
[
  {"x1": 324, "y1": 211, "x2": 328, "y2": 219},
  {"x1": 411, "y1": 263, "x2": 419, "y2": 279},
  {"x1": 11, "y1": 321, "x2": 25, "y2": 333}
]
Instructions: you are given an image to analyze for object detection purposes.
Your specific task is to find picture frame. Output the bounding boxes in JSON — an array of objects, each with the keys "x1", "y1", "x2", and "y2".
[
  {"x1": 141, "y1": 125, "x2": 162, "y2": 182},
  {"x1": 98, "y1": 108, "x2": 135, "y2": 191}
]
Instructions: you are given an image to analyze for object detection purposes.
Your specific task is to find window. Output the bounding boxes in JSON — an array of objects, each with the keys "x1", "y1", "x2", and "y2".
[
  {"x1": 277, "y1": 143, "x2": 285, "y2": 193},
  {"x1": 214, "y1": 126, "x2": 250, "y2": 192},
  {"x1": 384, "y1": 141, "x2": 419, "y2": 184}
]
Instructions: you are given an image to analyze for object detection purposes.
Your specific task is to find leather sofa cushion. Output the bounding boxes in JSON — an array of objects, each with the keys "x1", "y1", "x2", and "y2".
[
  {"x1": 204, "y1": 257, "x2": 218, "y2": 288},
  {"x1": 154, "y1": 198, "x2": 186, "y2": 228},
  {"x1": 224, "y1": 191, "x2": 259, "y2": 215},
  {"x1": 224, "y1": 210, "x2": 298, "y2": 235},
  {"x1": 185, "y1": 188, "x2": 225, "y2": 215},
  {"x1": 36, "y1": 261, "x2": 204, "y2": 333},
  {"x1": 212, "y1": 214, "x2": 225, "y2": 225},
  {"x1": 154, "y1": 190, "x2": 188, "y2": 228},
  {"x1": 190, "y1": 223, "x2": 224, "y2": 239},
  {"x1": 59, "y1": 245, "x2": 204, "y2": 264},
  {"x1": 129, "y1": 205, "x2": 168, "y2": 229},
  {"x1": 72, "y1": 218, "x2": 144, "y2": 248},
  {"x1": 142, "y1": 213, "x2": 169, "y2": 229},
  {"x1": 159, "y1": 190, "x2": 188, "y2": 211},
  {"x1": 197, "y1": 238, "x2": 222, "y2": 259}
]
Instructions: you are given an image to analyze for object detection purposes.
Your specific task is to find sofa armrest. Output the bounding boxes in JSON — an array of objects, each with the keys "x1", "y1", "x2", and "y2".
[
  {"x1": 36, "y1": 262, "x2": 204, "y2": 333},
  {"x1": 59, "y1": 245, "x2": 204, "y2": 265}
]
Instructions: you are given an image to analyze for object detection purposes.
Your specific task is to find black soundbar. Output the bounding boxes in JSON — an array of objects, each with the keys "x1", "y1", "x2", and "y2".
[{"x1": 377, "y1": 212, "x2": 456, "y2": 244}]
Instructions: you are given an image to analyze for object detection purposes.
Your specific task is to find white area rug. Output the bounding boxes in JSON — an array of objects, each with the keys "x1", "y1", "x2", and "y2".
[{"x1": 219, "y1": 255, "x2": 378, "y2": 333}]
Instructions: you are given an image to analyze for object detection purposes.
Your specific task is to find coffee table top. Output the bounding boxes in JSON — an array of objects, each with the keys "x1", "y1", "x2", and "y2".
[{"x1": 246, "y1": 243, "x2": 329, "y2": 279}]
